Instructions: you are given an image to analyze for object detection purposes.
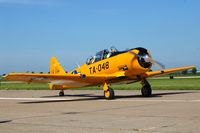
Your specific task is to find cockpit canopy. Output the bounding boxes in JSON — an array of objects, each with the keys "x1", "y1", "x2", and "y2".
[{"x1": 86, "y1": 47, "x2": 118, "y2": 65}]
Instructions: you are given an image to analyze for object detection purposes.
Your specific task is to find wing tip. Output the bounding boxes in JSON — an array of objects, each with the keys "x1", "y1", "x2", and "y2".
[{"x1": 145, "y1": 65, "x2": 197, "y2": 78}]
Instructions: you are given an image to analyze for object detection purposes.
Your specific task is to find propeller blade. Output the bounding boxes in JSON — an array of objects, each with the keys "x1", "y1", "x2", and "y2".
[{"x1": 151, "y1": 60, "x2": 165, "y2": 69}]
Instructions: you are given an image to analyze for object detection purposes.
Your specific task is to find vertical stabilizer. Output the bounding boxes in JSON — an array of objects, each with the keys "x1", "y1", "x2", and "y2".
[{"x1": 50, "y1": 57, "x2": 66, "y2": 74}]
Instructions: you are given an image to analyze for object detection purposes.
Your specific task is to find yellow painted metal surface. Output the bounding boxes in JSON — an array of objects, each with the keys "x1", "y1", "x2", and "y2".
[
  {"x1": 75, "y1": 49, "x2": 148, "y2": 76},
  {"x1": 50, "y1": 57, "x2": 66, "y2": 75}
]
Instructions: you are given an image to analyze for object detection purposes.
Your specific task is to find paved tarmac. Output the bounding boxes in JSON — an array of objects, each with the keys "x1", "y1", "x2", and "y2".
[{"x1": 0, "y1": 90, "x2": 200, "y2": 133}]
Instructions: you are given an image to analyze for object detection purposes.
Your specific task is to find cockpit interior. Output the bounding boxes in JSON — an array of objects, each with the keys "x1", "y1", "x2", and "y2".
[{"x1": 86, "y1": 47, "x2": 119, "y2": 65}]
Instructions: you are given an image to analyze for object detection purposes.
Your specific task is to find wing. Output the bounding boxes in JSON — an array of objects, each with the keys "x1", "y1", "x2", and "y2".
[
  {"x1": 143, "y1": 66, "x2": 195, "y2": 78},
  {"x1": 4, "y1": 72, "x2": 125, "y2": 87}
]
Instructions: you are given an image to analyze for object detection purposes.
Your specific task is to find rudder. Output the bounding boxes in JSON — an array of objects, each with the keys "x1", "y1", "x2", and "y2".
[{"x1": 50, "y1": 57, "x2": 66, "y2": 74}]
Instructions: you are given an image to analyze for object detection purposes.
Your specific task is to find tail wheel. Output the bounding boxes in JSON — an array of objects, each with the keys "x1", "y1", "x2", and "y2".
[
  {"x1": 104, "y1": 88, "x2": 115, "y2": 100},
  {"x1": 141, "y1": 85, "x2": 152, "y2": 97},
  {"x1": 59, "y1": 90, "x2": 64, "y2": 96}
]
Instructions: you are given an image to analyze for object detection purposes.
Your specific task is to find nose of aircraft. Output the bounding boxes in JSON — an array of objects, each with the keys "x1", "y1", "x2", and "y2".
[
  {"x1": 130, "y1": 47, "x2": 165, "y2": 69},
  {"x1": 142, "y1": 54, "x2": 152, "y2": 64}
]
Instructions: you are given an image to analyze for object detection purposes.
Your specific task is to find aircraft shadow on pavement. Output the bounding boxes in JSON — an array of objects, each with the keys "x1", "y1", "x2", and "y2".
[
  {"x1": 19, "y1": 96, "x2": 104, "y2": 104},
  {"x1": 114, "y1": 91, "x2": 194, "y2": 99},
  {"x1": 19, "y1": 91, "x2": 194, "y2": 104}
]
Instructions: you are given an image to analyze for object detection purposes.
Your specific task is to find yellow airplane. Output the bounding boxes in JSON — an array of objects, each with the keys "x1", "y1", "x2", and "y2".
[{"x1": 4, "y1": 47, "x2": 195, "y2": 99}]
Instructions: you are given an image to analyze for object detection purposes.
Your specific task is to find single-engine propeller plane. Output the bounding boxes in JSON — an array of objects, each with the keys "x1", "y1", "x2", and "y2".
[{"x1": 4, "y1": 47, "x2": 195, "y2": 99}]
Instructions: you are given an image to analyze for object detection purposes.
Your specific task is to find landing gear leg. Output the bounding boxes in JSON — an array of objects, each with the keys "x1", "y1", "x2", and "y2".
[
  {"x1": 141, "y1": 79, "x2": 152, "y2": 97},
  {"x1": 59, "y1": 90, "x2": 64, "y2": 96},
  {"x1": 103, "y1": 82, "x2": 115, "y2": 100}
]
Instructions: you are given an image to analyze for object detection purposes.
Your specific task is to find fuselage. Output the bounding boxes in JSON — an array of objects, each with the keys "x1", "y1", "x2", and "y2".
[{"x1": 70, "y1": 48, "x2": 151, "y2": 85}]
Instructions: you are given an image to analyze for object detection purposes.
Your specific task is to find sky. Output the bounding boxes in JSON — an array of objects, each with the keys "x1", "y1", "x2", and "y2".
[{"x1": 0, "y1": 0, "x2": 200, "y2": 74}]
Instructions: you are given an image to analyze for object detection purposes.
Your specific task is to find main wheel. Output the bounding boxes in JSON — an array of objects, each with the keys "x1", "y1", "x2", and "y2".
[
  {"x1": 141, "y1": 85, "x2": 152, "y2": 97},
  {"x1": 104, "y1": 88, "x2": 115, "y2": 100},
  {"x1": 59, "y1": 90, "x2": 64, "y2": 96}
]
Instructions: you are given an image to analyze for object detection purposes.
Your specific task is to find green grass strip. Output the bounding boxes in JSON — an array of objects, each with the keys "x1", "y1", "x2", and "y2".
[{"x1": 0, "y1": 78, "x2": 200, "y2": 90}]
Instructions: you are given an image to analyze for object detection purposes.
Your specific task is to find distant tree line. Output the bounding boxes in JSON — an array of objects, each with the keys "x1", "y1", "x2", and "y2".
[
  {"x1": 169, "y1": 67, "x2": 197, "y2": 79},
  {"x1": 181, "y1": 67, "x2": 197, "y2": 75}
]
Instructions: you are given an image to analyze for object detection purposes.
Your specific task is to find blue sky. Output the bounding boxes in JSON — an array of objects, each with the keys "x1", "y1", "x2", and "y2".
[{"x1": 0, "y1": 0, "x2": 200, "y2": 74}]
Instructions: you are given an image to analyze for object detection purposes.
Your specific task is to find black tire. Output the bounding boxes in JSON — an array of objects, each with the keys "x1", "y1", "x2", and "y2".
[
  {"x1": 141, "y1": 85, "x2": 152, "y2": 97},
  {"x1": 104, "y1": 88, "x2": 115, "y2": 100},
  {"x1": 59, "y1": 91, "x2": 64, "y2": 96},
  {"x1": 169, "y1": 75, "x2": 174, "y2": 79}
]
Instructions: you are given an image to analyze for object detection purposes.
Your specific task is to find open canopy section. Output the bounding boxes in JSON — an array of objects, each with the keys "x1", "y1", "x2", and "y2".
[{"x1": 86, "y1": 47, "x2": 119, "y2": 65}]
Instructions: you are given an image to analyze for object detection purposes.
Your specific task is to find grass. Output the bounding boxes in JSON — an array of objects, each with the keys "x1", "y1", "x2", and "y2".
[{"x1": 0, "y1": 78, "x2": 200, "y2": 90}]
